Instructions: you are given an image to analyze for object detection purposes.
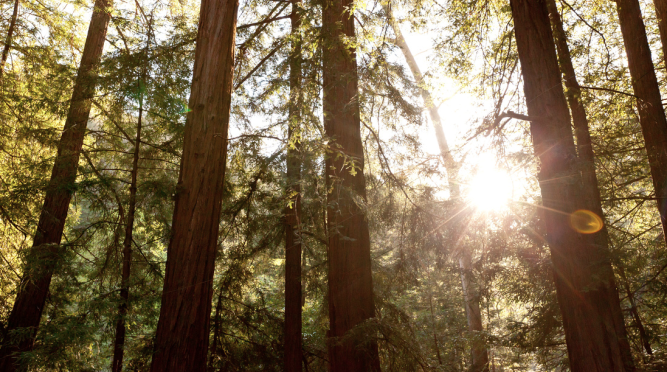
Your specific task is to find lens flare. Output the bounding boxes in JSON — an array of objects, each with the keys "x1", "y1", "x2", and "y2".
[{"x1": 569, "y1": 210, "x2": 604, "y2": 234}]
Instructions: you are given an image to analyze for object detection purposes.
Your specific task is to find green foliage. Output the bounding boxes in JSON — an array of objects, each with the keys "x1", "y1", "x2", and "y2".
[{"x1": 1, "y1": 0, "x2": 667, "y2": 371}]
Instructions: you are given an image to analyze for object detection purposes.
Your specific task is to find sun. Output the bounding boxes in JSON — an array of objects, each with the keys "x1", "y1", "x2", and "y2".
[{"x1": 465, "y1": 158, "x2": 513, "y2": 212}]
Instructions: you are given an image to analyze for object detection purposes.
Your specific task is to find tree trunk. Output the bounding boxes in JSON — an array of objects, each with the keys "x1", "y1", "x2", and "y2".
[
  {"x1": 459, "y1": 252, "x2": 488, "y2": 372},
  {"x1": 322, "y1": 0, "x2": 380, "y2": 369},
  {"x1": 548, "y1": 0, "x2": 652, "y2": 360},
  {"x1": 652, "y1": 0, "x2": 667, "y2": 66},
  {"x1": 545, "y1": 0, "x2": 597, "y2": 196},
  {"x1": 510, "y1": 1, "x2": 635, "y2": 371},
  {"x1": 615, "y1": 0, "x2": 667, "y2": 244},
  {"x1": 284, "y1": 1, "x2": 303, "y2": 371},
  {"x1": 208, "y1": 289, "x2": 223, "y2": 370},
  {"x1": 111, "y1": 79, "x2": 144, "y2": 372},
  {"x1": 148, "y1": 0, "x2": 238, "y2": 369},
  {"x1": 618, "y1": 267, "x2": 653, "y2": 356},
  {"x1": 0, "y1": 1, "x2": 112, "y2": 369},
  {"x1": 0, "y1": 0, "x2": 19, "y2": 82},
  {"x1": 383, "y1": 4, "x2": 456, "y2": 179},
  {"x1": 384, "y1": 6, "x2": 488, "y2": 371}
]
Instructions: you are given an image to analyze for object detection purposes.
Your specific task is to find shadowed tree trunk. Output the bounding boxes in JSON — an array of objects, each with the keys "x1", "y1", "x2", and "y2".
[
  {"x1": 322, "y1": 0, "x2": 380, "y2": 369},
  {"x1": 618, "y1": 266, "x2": 653, "y2": 356},
  {"x1": 284, "y1": 0, "x2": 303, "y2": 371},
  {"x1": 615, "y1": 0, "x2": 667, "y2": 244},
  {"x1": 0, "y1": 0, "x2": 19, "y2": 82},
  {"x1": 383, "y1": 5, "x2": 488, "y2": 371},
  {"x1": 510, "y1": 0, "x2": 635, "y2": 371},
  {"x1": 111, "y1": 78, "x2": 145, "y2": 372},
  {"x1": 0, "y1": 0, "x2": 112, "y2": 369},
  {"x1": 148, "y1": 0, "x2": 238, "y2": 369},
  {"x1": 208, "y1": 288, "x2": 223, "y2": 370},
  {"x1": 546, "y1": 0, "x2": 598, "y2": 200},
  {"x1": 547, "y1": 0, "x2": 654, "y2": 358},
  {"x1": 653, "y1": 0, "x2": 667, "y2": 66}
]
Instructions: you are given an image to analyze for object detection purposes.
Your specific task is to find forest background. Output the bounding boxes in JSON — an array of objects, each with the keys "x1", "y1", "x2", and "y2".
[{"x1": 0, "y1": 0, "x2": 666, "y2": 371}]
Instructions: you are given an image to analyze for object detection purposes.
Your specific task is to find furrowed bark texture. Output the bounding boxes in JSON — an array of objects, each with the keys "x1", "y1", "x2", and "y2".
[
  {"x1": 510, "y1": 0, "x2": 635, "y2": 371},
  {"x1": 546, "y1": 0, "x2": 598, "y2": 198},
  {"x1": 111, "y1": 82, "x2": 144, "y2": 372},
  {"x1": 149, "y1": 0, "x2": 238, "y2": 369},
  {"x1": 0, "y1": 0, "x2": 19, "y2": 81},
  {"x1": 0, "y1": 0, "x2": 112, "y2": 369},
  {"x1": 322, "y1": 0, "x2": 380, "y2": 369},
  {"x1": 653, "y1": 0, "x2": 667, "y2": 66},
  {"x1": 548, "y1": 0, "x2": 643, "y2": 363},
  {"x1": 385, "y1": 7, "x2": 488, "y2": 370},
  {"x1": 615, "y1": 0, "x2": 667, "y2": 243},
  {"x1": 284, "y1": 1, "x2": 303, "y2": 371}
]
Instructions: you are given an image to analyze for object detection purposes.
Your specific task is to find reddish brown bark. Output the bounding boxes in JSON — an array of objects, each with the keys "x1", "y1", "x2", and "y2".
[
  {"x1": 0, "y1": 0, "x2": 19, "y2": 81},
  {"x1": 653, "y1": 0, "x2": 667, "y2": 66},
  {"x1": 0, "y1": 1, "x2": 112, "y2": 369},
  {"x1": 284, "y1": 1, "x2": 303, "y2": 371},
  {"x1": 148, "y1": 0, "x2": 238, "y2": 369},
  {"x1": 322, "y1": 0, "x2": 380, "y2": 370},
  {"x1": 548, "y1": 0, "x2": 654, "y2": 359},
  {"x1": 111, "y1": 80, "x2": 144, "y2": 372},
  {"x1": 510, "y1": 0, "x2": 635, "y2": 371},
  {"x1": 615, "y1": 0, "x2": 667, "y2": 243},
  {"x1": 546, "y1": 0, "x2": 597, "y2": 192}
]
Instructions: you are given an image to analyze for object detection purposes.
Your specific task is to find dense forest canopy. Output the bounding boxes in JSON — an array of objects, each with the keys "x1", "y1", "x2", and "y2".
[{"x1": 0, "y1": 0, "x2": 666, "y2": 370}]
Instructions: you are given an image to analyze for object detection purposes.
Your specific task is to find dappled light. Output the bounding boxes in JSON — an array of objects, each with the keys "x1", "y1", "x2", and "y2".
[{"x1": 0, "y1": 0, "x2": 666, "y2": 371}]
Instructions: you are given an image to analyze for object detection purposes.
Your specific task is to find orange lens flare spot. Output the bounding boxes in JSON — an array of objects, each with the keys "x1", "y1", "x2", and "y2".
[{"x1": 569, "y1": 210, "x2": 604, "y2": 234}]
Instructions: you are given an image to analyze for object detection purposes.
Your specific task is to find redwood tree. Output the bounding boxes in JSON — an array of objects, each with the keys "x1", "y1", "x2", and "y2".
[
  {"x1": 653, "y1": 0, "x2": 667, "y2": 65},
  {"x1": 284, "y1": 0, "x2": 303, "y2": 370},
  {"x1": 322, "y1": 0, "x2": 380, "y2": 369},
  {"x1": 615, "y1": 0, "x2": 667, "y2": 243},
  {"x1": 111, "y1": 78, "x2": 145, "y2": 372},
  {"x1": 148, "y1": 0, "x2": 238, "y2": 369},
  {"x1": 0, "y1": 0, "x2": 112, "y2": 369},
  {"x1": 510, "y1": 0, "x2": 635, "y2": 371},
  {"x1": 0, "y1": 0, "x2": 19, "y2": 81},
  {"x1": 547, "y1": 0, "x2": 653, "y2": 357}
]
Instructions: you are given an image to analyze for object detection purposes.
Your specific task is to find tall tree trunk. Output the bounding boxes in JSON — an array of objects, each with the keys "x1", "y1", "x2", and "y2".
[
  {"x1": 284, "y1": 1, "x2": 303, "y2": 371},
  {"x1": 111, "y1": 79, "x2": 144, "y2": 372},
  {"x1": 615, "y1": 0, "x2": 667, "y2": 244},
  {"x1": 653, "y1": 0, "x2": 667, "y2": 66},
  {"x1": 148, "y1": 0, "x2": 238, "y2": 369},
  {"x1": 382, "y1": 4, "x2": 456, "y2": 179},
  {"x1": 0, "y1": 1, "x2": 112, "y2": 369},
  {"x1": 510, "y1": 0, "x2": 635, "y2": 371},
  {"x1": 384, "y1": 6, "x2": 488, "y2": 371},
  {"x1": 618, "y1": 267, "x2": 653, "y2": 356},
  {"x1": 0, "y1": 0, "x2": 19, "y2": 82},
  {"x1": 548, "y1": 0, "x2": 654, "y2": 359},
  {"x1": 459, "y1": 252, "x2": 488, "y2": 372},
  {"x1": 545, "y1": 0, "x2": 597, "y2": 198},
  {"x1": 322, "y1": 0, "x2": 380, "y2": 369},
  {"x1": 208, "y1": 289, "x2": 223, "y2": 370}
]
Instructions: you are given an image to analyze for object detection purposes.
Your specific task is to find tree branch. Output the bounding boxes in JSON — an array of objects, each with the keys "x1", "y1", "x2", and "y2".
[
  {"x1": 237, "y1": 15, "x2": 291, "y2": 30},
  {"x1": 234, "y1": 42, "x2": 285, "y2": 90}
]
